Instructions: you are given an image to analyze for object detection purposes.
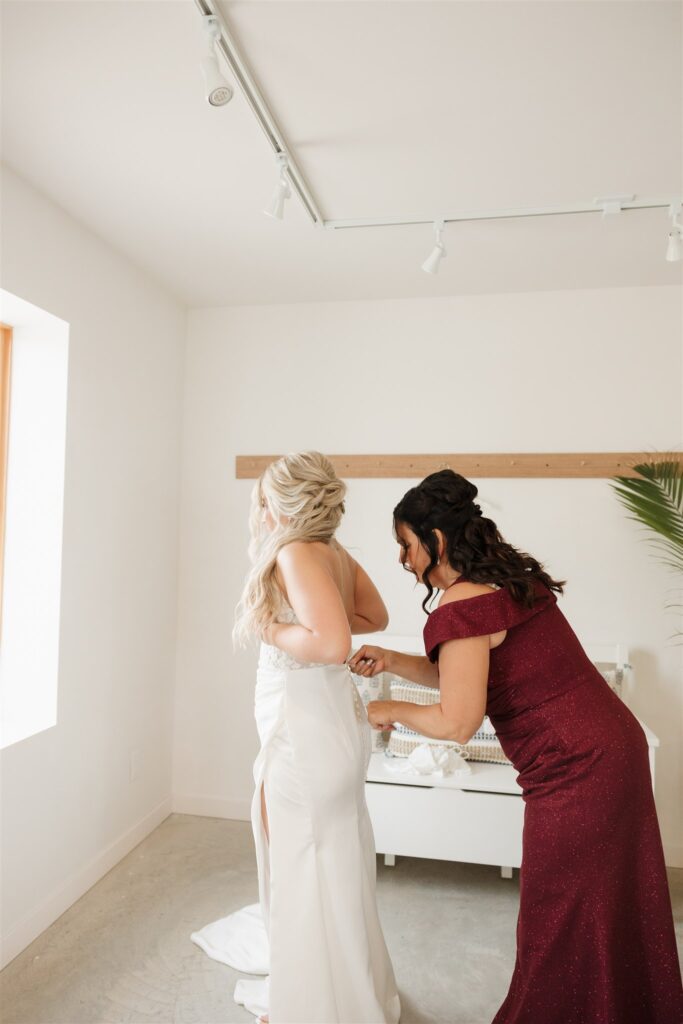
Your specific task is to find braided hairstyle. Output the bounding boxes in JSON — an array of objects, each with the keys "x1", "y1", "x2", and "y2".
[{"x1": 393, "y1": 470, "x2": 565, "y2": 614}]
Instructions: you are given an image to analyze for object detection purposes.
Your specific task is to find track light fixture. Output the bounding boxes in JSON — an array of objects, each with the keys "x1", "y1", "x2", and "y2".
[
  {"x1": 595, "y1": 194, "x2": 634, "y2": 218},
  {"x1": 666, "y1": 203, "x2": 682, "y2": 262},
  {"x1": 421, "y1": 220, "x2": 446, "y2": 274},
  {"x1": 200, "y1": 15, "x2": 232, "y2": 107},
  {"x1": 264, "y1": 153, "x2": 291, "y2": 220},
  {"x1": 192, "y1": 3, "x2": 681, "y2": 270}
]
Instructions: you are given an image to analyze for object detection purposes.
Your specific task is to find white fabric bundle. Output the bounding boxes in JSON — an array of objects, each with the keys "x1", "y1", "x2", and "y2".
[{"x1": 384, "y1": 742, "x2": 472, "y2": 777}]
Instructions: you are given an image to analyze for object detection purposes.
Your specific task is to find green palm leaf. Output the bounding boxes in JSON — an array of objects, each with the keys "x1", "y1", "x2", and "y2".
[{"x1": 611, "y1": 457, "x2": 683, "y2": 637}]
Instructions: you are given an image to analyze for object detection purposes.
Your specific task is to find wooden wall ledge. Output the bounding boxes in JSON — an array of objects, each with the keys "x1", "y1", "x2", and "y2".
[{"x1": 236, "y1": 453, "x2": 681, "y2": 480}]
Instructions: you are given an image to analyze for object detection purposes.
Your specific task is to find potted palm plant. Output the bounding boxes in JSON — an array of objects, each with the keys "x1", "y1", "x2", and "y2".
[{"x1": 611, "y1": 456, "x2": 683, "y2": 640}]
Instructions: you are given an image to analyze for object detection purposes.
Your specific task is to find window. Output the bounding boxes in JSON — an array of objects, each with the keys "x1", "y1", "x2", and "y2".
[
  {"x1": 0, "y1": 292, "x2": 69, "y2": 749},
  {"x1": 0, "y1": 323, "x2": 12, "y2": 632}
]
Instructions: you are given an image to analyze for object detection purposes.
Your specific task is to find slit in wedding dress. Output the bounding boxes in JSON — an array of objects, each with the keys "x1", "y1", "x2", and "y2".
[
  {"x1": 260, "y1": 781, "x2": 270, "y2": 844},
  {"x1": 258, "y1": 783, "x2": 270, "y2": 1023}
]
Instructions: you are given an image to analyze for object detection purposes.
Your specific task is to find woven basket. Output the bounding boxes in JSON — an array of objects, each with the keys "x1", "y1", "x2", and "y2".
[
  {"x1": 471, "y1": 719, "x2": 499, "y2": 742},
  {"x1": 387, "y1": 729, "x2": 460, "y2": 758},
  {"x1": 389, "y1": 678, "x2": 439, "y2": 705},
  {"x1": 458, "y1": 740, "x2": 511, "y2": 765},
  {"x1": 383, "y1": 658, "x2": 628, "y2": 765},
  {"x1": 387, "y1": 678, "x2": 510, "y2": 763},
  {"x1": 387, "y1": 725, "x2": 512, "y2": 765}
]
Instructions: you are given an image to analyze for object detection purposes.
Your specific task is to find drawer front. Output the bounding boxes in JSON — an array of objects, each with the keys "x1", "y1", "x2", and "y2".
[{"x1": 366, "y1": 781, "x2": 524, "y2": 867}]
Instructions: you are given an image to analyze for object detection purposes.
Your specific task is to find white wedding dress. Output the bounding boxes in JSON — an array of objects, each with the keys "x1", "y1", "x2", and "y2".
[{"x1": 191, "y1": 603, "x2": 401, "y2": 1024}]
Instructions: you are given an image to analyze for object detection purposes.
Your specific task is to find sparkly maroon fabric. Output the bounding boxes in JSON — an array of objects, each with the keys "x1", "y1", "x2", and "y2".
[{"x1": 424, "y1": 578, "x2": 683, "y2": 1024}]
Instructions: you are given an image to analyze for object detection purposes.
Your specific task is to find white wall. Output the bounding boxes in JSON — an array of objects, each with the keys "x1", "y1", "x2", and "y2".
[
  {"x1": 1, "y1": 163, "x2": 679, "y2": 971},
  {"x1": 0, "y1": 167, "x2": 186, "y2": 965},
  {"x1": 174, "y1": 287, "x2": 683, "y2": 866}
]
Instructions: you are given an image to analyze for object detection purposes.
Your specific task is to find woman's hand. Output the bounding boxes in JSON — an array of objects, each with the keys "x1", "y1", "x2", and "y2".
[
  {"x1": 348, "y1": 645, "x2": 393, "y2": 676},
  {"x1": 366, "y1": 700, "x2": 396, "y2": 731}
]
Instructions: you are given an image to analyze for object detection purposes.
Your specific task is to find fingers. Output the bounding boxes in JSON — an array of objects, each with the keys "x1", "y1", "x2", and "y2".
[
  {"x1": 349, "y1": 645, "x2": 389, "y2": 679},
  {"x1": 352, "y1": 658, "x2": 381, "y2": 677},
  {"x1": 348, "y1": 646, "x2": 370, "y2": 669},
  {"x1": 366, "y1": 701, "x2": 396, "y2": 731}
]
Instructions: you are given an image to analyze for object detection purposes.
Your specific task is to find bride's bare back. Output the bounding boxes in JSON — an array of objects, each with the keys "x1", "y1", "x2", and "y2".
[{"x1": 275, "y1": 539, "x2": 388, "y2": 644}]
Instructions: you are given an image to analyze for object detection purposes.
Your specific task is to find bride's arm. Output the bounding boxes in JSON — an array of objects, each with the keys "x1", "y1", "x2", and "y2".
[
  {"x1": 348, "y1": 556, "x2": 389, "y2": 634},
  {"x1": 265, "y1": 542, "x2": 351, "y2": 664}
]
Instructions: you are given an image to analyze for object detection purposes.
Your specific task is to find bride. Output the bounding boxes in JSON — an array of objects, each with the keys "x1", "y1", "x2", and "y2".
[{"x1": 192, "y1": 451, "x2": 400, "y2": 1024}]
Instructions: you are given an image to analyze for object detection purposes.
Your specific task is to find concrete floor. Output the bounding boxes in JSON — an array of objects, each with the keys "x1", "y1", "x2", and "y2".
[{"x1": 1, "y1": 814, "x2": 682, "y2": 1024}]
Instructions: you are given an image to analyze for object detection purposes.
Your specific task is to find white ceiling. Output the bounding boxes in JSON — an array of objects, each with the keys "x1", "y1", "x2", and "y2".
[{"x1": 2, "y1": 1, "x2": 682, "y2": 306}]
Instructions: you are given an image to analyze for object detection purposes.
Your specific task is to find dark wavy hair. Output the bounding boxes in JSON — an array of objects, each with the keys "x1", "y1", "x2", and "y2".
[{"x1": 393, "y1": 470, "x2": 565, "y2": 614}]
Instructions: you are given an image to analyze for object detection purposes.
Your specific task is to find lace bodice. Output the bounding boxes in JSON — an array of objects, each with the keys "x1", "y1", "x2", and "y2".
[{"x1": 258, "y1": 600, "x2": 370, "y2": 761}]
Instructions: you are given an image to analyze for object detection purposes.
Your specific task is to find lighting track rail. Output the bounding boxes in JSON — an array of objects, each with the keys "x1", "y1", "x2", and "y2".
[
  {"x1": 193, "y1": 0, "x2": 324, "y2": 226},
  {"x1": 193, "y1": 2, "x2": 682, "y2": 265},
  {"x1": 324, "y1": 198, "x2": 680, "y2": 231}
]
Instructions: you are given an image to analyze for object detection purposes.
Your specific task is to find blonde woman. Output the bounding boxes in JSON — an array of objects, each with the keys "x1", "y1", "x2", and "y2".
[{"x1": 192, "y1": 452, "x2": 400, "y2": 1024}]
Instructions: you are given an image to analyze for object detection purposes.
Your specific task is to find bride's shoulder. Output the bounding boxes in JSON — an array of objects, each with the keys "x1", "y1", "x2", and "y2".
[
  {"x1": 328, "y1": 538, "x2": 357, "y2": 573},
  {"x1": 277, "y1": 541, "x2": 351, "y2": 588},
  {"x1": 276, "y1": 540, "x2": 328, "y2": 566}
]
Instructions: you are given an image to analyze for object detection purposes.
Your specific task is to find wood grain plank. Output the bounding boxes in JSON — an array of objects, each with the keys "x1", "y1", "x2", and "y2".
[{"x1": 236, "y1": 452, "x2": 680, "y2": 480}]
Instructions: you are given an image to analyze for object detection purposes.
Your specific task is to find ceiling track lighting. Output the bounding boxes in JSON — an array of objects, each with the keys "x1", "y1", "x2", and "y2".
[
  {"x1": 595, "y1": 193, "x2": 634, "y2": 218},
  {"x1": 264, "y1": 153, "x2": 291, "y2": 220},
  {"x1": 324, "y1": 197, "x2": 681, "y2": 231},
  {"x1": 422, "y1": 220, "x2": 446, "y2": 274},
  {"x1": 193, "y1": 5, "x2": 683, "y2": 271},
  {"x1": 327, "y1": 198, "x2": 683, "y2": 271},
  {"x1": 193, "y1": 0, "x2": 323, "y2": 225},
  {"x1": 200, "y1": 15, "x2": 232, "y2": 107}
]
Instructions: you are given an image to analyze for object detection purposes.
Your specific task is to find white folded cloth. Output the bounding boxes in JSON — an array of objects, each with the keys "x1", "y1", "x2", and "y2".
[{"x1": 383, "y1": 743, "x2": 472, "y2": 777}]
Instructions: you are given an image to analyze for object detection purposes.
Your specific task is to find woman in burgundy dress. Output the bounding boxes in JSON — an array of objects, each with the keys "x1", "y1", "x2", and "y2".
[{"x1": 349, "y1": 470, "x2": 682, "y2": 1024}]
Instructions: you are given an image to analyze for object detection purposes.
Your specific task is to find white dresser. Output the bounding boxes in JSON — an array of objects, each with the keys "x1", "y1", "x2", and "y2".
[{"x1": 358, "y1": 633, "x2": 658, "y2": 877}]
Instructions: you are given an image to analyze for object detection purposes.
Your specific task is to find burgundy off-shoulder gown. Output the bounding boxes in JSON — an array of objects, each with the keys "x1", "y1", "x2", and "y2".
[{"x1": 423, "y1": 577, "x2": 683, "y2": 1024}]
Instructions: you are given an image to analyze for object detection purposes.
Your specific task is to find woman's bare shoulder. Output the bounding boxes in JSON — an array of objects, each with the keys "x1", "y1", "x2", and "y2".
[
  {"x1": 438, "y1": 581, "x2": 498, "y2": 608},
  {"x1": 275, "y1": 543, "x2": 336, "y2": 602},
  {"x1": 276, "y1": 540, "x2": 340, "y2": 571},
  {"x1": 330, "y1": 539, "x2": 356, "y2": 565},
  {"x1": 277, "y1": 540, "x2": 323, "y2": 563}
]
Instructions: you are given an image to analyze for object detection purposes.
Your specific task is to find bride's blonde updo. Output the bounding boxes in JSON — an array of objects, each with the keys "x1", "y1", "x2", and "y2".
[{"x1": 233, "y1": 451, "x2": 347, "y2": 647}]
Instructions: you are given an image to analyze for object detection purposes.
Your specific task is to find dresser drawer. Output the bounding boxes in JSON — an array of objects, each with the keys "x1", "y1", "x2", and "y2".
[{"x1": 366, "y1": 780, "x2": 524, "y2": 868}]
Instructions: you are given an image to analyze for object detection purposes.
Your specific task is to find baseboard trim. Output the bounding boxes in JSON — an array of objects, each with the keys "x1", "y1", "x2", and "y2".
[
  {"x1": 171, "y1": 793, "x2": 251, "y2": 821},
  {"x1": 171, "y1": 794, "x2": 683, "y2": 869},
  {"x1": 2, "y1": 791, "x2": 677, "y2": 971},
  {"x1": 0, "y1": 796, "x2": 172, "y2": 969}
]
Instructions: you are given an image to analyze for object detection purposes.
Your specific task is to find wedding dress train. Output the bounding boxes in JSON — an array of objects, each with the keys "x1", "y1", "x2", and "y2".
[{"x1": 191, "y1": 609, "x2": 401, "y2": 1024}]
